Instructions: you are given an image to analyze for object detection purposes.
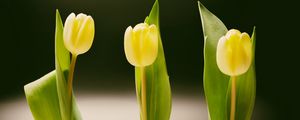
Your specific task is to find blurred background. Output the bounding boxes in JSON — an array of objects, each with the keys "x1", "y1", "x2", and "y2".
[{"x1": 1, "y1": 0, "x2": 299, "y2": 119}]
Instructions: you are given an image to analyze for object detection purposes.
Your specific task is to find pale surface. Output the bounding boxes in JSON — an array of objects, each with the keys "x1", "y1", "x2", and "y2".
[{"x1": 0, "y1": 93, "x2": 208, "y2": 120}]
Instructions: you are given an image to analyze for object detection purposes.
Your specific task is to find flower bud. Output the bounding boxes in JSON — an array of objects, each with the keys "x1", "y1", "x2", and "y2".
[
  {"x1": 63, "y1": 13, "x2": 95, "y2": 55},
  {"x1": 124, "y1": 23, "x2": 158, "y2": 67},
  {"x1": 216, "y1": 29, "x2": 252, "y2": 76}
]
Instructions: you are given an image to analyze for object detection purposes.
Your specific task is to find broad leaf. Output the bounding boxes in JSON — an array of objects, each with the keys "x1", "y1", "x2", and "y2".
[
  {"x1": 24, "y1": 10, "x2": 81, "y2": 120},
  {"x1": 198, "y1": 2, "x2": 256, "y2": 120},
  {"x1": 135, "y1": 0, "x2": 172, "y2": 120},
  {"x1": 24, "y1": 71, "x2": 62, "y2": 120},
  {"x1": 198, "y1": 2, "x2": 229, "y2": 120}
]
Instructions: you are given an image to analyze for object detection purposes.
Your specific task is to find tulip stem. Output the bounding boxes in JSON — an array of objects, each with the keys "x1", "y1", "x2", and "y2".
[
  {"x1": 230, "y1": 76, "x2": 236, "y2": 120},
  {"x1": 67, "y1": 54, "x2": 77, "y2": 119},
  {"x1": 141, "y1": 67, "x2": 147, "y2": 120}
]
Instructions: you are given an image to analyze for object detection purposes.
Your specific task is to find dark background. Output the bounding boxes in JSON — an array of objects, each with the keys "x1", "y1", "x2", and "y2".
[{"x1": 2, "y1": 0, "x2": 299, "y2": 119}]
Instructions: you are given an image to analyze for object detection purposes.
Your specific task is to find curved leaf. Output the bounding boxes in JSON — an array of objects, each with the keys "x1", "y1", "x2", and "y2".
[
  {"x1": 55, "y1": 10, "x2": 81, "y2": 120},
  {"x1": 135, "y1": 0, "x2": 172, "y2": 120},
  {"x1": 198, "y1": 1, "x2": 256, "y2": 120},
  {"x1": 198, "y1": 2, "x2": 229, "y2": 120},
  {"x1": 24, "y1": 71, "x2": 62, "y2": 120},
  {"x1": 54, "y1": 9, "x2": 72, "y2": 120},
  {"x1": 24, "y1": 10, "x2": 81, "y2": 120}
]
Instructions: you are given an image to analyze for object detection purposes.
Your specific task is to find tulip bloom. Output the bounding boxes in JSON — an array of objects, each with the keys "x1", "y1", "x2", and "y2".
[
  {"x1": 63, "y1": 13, "x2": 95, "y2": 56},
  {"x1": 216, "y1": 29, "x2": 252, "y2": 76},
  {"x1": 124, "y1": 23, "x2": 158, "y2": 120},
  {"x1": 63, "y1": 13, "x2": 95, "y2": 118},
  {"x1": 124, "y1": 23, "x2": 158, "y2": 67},
  {"x1": 216, "y1": 29, "x2": 252, "y2": 120}
]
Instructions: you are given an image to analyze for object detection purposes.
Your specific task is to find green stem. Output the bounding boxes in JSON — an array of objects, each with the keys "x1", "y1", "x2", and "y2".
[
  {"x1": 141, "y1": 67, "x2": 147, "y2": 120},
  {"x1": 230, "y1": 76, "x2": 236, "y2": 120},
  {"x1": 67, "y1": 54, "x2": 77, "y2": 120}
]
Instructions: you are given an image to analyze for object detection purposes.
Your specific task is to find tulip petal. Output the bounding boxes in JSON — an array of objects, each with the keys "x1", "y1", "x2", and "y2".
[
  {"x1": 217, "y1": 36, "x2": 232, "y2": 75},
  {"x1": 141, "y1": 25, "x2": 158, "y2": 66},
  {"x1": 124, "y1": 26, "x2": 139, "y2": 66},
  {"x1": 217, "y1": 29, "x2": 252, "y2": 76},
  {"x1": 75, "y1": 16, "x2": 95, "y2": 54},
  {"x1": 125, "y1": 23, "x2": 158, "y2": 67},
  {"x1": 225, "y1": 29, "x2": 241, "y2": 41},
  {"x1": 139, "y1": 25, "x2": 154, "y2": 66},
  {"x1": 63, "y1": 13, "x2": 95, "y2": 55},
  {"x1": 237, "y1": 33, "x2": 252, "y2": 75},
  {"x1": 131, "y1": 23, "x2": 150, "y2": 66},
  {"x1": 133, "y1": 23, "x2": 149, "y2": 32},
  {"x1": 63, "y1": 13, "x2": 76, "y2": 54},
  {"x1": 75, "y1": 13, "x2": 87, "y2": 27}
]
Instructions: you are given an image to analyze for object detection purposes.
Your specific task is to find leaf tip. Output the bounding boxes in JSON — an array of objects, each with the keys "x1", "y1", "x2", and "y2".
[
  {"x1": 197, "y1": 1, "x2": 206, "y2": 12},
  {"x1": 56, "y1": 9, "x2": 62, "y2": 23},
  {"x1": 56, "y1": 9, "x2": 60, "y2": 17},
  {"x1": 197, "y1": 1, "x2": 202, "y2": 7},
  {"x1": 251, "y1": 26, "x2": 256, "y2": 40}
]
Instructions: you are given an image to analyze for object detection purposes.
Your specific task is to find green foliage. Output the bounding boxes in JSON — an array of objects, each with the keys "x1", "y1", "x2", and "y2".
[
  {"x1": 24, "y1": 10, "x2": 81, "y2": 120},
  {"x1": 24, "y1": 71, "x2": 62, "y2": 120},
  {"x1": 135, "y1": 0, "x2": 172, "y2": 119},
  {"x1": 198, "y1": 2, "x2": 256, "y2": 120}
]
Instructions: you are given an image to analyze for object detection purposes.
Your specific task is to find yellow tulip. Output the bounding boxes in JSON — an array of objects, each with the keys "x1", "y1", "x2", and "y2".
[
  {"x1": 124, "y1": 23, "x2": 158, "y2": 67},
  {"x1": 63, "y1": 13, "x2": 95, "y2": 55},
  {"x1": 216, "y1": 29, "x2": 252, "y2": 76},
  {"x1": 63, "y1": 13, "x2": 95, "y2": 115}
]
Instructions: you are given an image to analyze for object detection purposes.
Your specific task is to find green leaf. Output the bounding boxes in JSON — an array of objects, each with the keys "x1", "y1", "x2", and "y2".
[
  {"x1": 198, "y1": 2, "x2": 229, "y2": 120},
  {"x1": 24, "y1": 71, "x2": 62, "y2": 120},
  {"x1": 198, "y1": 1, "x2": 256, "y2": 120},
  {"x1": 55, "y1": 9, "x2": 81, "y2": 120},
  {"x1": 54, "y1": 9, "x2": 72, "y2": 120},
  {"x1": 24, "y1": 10, "x2": 81, "y2": 120},
  {"x1": 233, "y1": 27, "x2": 256, "y2": 120},
  {"x1": 135, "y1": 0, "x2": 172, "y2": 120}
]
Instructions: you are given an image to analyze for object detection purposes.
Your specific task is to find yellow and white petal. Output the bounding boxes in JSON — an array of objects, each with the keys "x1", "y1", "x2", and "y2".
[
  {"x1": 216, "y1": 29, "x2": 252, "y2": 76},
  {"x1": 124, "y1": 23, "x2": 159, "y2": 67},
  {"x1": 141, "y1": 25, "x2": 158, "y2": 66},
  {"x1": 124, "y1": 26, "x2": 138, "y2": 66},
  {"x1": 217, "y1": 36, "x2": 233, "y2": 75},
  {"x1": 63, "y1": 13, "x2": 76, "y2": 54},
  {"x1": 75, "y1": 16, "x2": 95, "y2": 55},
  {"x1": 63, "y1": 13, "x2": 95, "y2": 55}
]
